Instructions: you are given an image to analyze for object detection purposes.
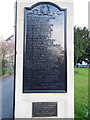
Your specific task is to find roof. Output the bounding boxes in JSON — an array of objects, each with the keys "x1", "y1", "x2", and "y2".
[{"x1": 6, "y1": 35, "x2": 14, "y2": 42}]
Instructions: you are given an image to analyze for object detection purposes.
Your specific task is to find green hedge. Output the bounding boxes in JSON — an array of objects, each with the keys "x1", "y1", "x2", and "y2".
[{"x1": 0, "y1": 59, "x2": 14, "y2": 77}]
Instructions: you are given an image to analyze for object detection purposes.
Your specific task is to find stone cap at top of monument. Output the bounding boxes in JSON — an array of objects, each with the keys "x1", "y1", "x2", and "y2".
[{"x1": 17, "y1": 0, "x2": 73, "y2": 3}]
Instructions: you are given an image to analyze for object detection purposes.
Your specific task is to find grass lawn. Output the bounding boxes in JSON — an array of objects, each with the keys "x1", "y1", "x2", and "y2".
[{"x1": 75, "y1": 68, "x2": 88, "y2": 119}]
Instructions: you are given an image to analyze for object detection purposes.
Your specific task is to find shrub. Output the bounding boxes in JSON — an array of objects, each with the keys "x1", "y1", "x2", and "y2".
[{"x1": 0, "y1": 59, "x2": 14, "y2": 77}]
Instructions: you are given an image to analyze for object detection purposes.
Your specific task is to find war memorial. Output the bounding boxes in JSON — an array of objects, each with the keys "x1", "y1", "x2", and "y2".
[{"x1": 14, "y1": 0, "x2": 74, "y2": 118}]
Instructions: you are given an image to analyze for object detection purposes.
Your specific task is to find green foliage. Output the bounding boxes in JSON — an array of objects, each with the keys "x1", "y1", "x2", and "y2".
[
  {"x1": 74, "y1": 26, "x2": 90, "y2": 65},
  {"x1": 0, "y1": 59, "x2": 14, "y2": 77},
  {"x1": 86, "y1": 38, "x2": 90, "y2": 64},
  {"x1": 75, "y1": 68, "x2": 89, "y2": 119}
]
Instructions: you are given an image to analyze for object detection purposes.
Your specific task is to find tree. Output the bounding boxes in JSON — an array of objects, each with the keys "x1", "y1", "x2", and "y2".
[
  {"x1": 7, "y1": 39, "x2": 15, "y2": 66},
  {"x1": 0, "y1": 36, "x2": 8, "y2": 59},
  {"x1": 74, "y1": 26, "x2": 89, "y2": 65},
  {"x1": 0, "y1": 36, "x2": 14, "y2": 76},
  {"x1": 86, "y1": 37, "x2": 90, "y2": 63}
]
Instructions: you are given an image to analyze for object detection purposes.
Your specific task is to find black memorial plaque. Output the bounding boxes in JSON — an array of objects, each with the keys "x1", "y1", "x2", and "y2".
[
  {"x1": 23, "y1": 2, "x2": 67, "y2": 93},
  {"x1": 32, "y1": 102, "x2": 57, "y2": 117}
]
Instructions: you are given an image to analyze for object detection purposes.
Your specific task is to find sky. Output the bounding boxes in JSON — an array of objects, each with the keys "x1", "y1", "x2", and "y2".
[{"x1": 0, "y1": 0, "x2": 89, "y2": 39}]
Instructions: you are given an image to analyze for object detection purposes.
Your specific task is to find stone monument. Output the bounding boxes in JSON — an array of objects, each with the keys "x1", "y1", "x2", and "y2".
[{"x1": 14, "y1": 0, "x2": 74, "y2": 118}]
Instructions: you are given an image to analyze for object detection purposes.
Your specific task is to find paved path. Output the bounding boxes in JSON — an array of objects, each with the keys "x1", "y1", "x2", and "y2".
[{"x1": 2, "y1": 75, "x2": 14, "y2": 119}]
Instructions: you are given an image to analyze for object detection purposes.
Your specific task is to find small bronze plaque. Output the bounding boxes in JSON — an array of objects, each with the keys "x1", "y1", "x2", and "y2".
[{"x1": 32, "y1": 102, "x2": 57, "y2": 117}]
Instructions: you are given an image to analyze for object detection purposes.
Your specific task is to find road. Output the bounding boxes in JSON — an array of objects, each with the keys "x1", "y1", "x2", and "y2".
[{"x1": 2, "y1": 75, "x2": 14, "y2": 119}]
